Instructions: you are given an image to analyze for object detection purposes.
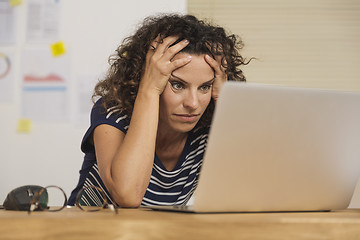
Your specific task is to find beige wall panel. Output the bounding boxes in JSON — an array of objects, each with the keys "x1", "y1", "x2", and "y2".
[{"x1": 188, "y1": 0, "x2": 360, "y2": 91}]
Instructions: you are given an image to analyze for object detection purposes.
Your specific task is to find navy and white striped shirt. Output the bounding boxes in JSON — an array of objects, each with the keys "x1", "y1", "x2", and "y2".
[{"x1": 68, "y1": 98, "x2": 209, "y2": 206}]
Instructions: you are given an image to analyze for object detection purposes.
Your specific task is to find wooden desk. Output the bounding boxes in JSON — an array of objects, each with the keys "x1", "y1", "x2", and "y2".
[{"x1": 1, "y1": 207, "x2": 360, "y2": 240}]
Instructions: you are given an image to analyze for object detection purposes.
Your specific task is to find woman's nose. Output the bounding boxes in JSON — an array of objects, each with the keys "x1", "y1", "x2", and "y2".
[{"x1": 183, "y1": 89, "x2": 199, "y2": 109}]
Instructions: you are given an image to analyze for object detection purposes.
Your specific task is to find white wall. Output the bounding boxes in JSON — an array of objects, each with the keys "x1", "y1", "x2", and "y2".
[
  {"x1": 0, "y1": 0, "x2": 186, "y2": 203},
  {"x1": 189, "y1": 0, "x2": 360, "y2": 92}
]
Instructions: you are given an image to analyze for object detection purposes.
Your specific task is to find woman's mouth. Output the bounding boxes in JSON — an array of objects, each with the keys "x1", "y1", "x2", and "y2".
[{"x1": 174, "y1": 114, "x2": 199, "y2": 122}]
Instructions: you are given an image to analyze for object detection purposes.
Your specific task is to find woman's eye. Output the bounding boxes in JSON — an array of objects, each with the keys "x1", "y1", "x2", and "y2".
[
  {"x1": 170, "y1": 81, "x2": 184, "y2": 90},
  {"x1": 200, "y1": 84, "x2": 211, "y2": 91}
]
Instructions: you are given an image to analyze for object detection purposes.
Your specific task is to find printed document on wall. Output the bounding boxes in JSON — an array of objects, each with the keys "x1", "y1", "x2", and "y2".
[
  {"x1": 21, "y1": 48, "x2": 70, "y2": 122},
  {"x1": 0, "y1": 49, "x2": 15, "y2": 102},
  {"x1": 76, "y1": 74, "x2": 99, "y2": 126},
  {"x1": 0, "y1": 0, "x2": 17, "y2": 44},
  {"x1": 26, "y1": 0, "x2": 61, "y2": 43}
]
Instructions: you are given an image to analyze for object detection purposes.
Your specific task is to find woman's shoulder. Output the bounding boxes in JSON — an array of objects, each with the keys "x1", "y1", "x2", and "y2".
[
  {"x1": 89, "y1": 98, "x2": 129, "y2": 132},
  {"x1": 81, "y1": 98, "x2": 129, "y2": 153},
  {"x1": 91, "y1": 98, "x2": 128, "y2": 121}
]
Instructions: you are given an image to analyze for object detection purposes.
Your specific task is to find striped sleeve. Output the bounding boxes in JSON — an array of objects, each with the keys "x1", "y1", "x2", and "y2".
[{"x1": 81, "y1": 99, "x2": 129, "y2": 153}]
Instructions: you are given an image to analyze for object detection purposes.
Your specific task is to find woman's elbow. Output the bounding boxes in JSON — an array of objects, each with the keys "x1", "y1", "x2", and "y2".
[
  {"x1": 111, "y1": 189, "x2": 143, "y2": 208},
  {"x1": 103, "y1": 174, "x2": 144, "y2": 208},
  {"x1": 117, "y1": 197, "x2": 142, "y2": 208}
]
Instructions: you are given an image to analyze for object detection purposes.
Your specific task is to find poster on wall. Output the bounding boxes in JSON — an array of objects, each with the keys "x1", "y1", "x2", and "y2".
[
  {"x1": 76, "y1": 74, "x2": 100, "y2": 126},
  {"x1": 26, "y1": 0, "x2": 61, "y2": 43},
  {"x1": 0, "y1": 49, "x2": 14, "y2": 103},
  {"x1": 0, "y1": 0, "x2": 17, "y2": 44},
  {"x1": 21, "y1": 48, "x2": 70, "y2": 122}
]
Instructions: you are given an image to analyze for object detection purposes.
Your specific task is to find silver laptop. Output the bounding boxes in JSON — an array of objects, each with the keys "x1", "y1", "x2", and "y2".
[{"x1": 148, "y1": 82, "x2": 360, "y2": 213}]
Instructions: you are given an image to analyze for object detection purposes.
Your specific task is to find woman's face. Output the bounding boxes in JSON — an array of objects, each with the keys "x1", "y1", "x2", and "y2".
[{"x1": 159, "y1": 53, "x2": 214, "y2": 133}]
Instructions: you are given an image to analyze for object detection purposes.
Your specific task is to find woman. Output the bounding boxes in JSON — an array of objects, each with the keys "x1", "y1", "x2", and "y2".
[{"x1": 68, "y1": 13, "x2": 248, "y2": 207}]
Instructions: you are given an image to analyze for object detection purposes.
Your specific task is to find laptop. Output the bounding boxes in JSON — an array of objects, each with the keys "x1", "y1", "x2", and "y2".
[{"x1": 148, "y1": 82, "x2": 360, "y2": 213}]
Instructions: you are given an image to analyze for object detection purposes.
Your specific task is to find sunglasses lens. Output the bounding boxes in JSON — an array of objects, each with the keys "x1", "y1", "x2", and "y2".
[
  {"x1": 44, "y1": 186, "x2": 67, "y2": 211},
  {"x1": 37, "y1": 190, "x2": 48, "y2": 209},
  {"x1": 76, "y1": 186, "x2": 106, "y2": 211}
]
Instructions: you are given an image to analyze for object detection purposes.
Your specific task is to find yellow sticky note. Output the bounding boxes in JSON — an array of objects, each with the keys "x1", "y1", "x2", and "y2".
[
  {"x1": 9, "y1": 0, "x2": 22, "y2": 7},
  {"x1": 51, "y1": 41, "x2": 66, "y2": 57},
  {"x1": 17, "y1": 119, "x2": 32, "y2": 133}
]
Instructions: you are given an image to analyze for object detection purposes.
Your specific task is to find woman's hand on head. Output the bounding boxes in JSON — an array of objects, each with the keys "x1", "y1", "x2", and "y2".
[
  {"x1": 139, "y1": 35, "x2": 192, "y2": 96},
  {"x1": 204, "y1": 53, "x2": 228, "y2": 104}
]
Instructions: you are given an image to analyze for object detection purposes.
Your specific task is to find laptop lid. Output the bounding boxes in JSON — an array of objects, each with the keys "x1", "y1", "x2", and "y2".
[{"x1": 191, "y1": 82, "x2": 360, "y2": 212}]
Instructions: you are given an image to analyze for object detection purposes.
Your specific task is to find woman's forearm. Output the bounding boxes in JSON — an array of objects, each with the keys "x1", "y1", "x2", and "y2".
[{"x1": 109, "y1": 90, "x2": 160, "y2": 207}]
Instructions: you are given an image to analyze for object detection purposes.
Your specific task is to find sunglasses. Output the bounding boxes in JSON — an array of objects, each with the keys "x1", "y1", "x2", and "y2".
[{"x1": 2, "y1": 185, "x2": 118, "y2": 214}]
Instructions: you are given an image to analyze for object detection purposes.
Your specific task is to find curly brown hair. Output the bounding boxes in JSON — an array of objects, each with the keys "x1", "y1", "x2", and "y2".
[{"x1": 93, "y1": 13, "x2": 249, "y2": 128}]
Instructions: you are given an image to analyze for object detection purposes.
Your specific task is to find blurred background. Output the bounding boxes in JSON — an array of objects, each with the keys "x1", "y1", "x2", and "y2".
[{"x1": 1, "y1": 0, "x2": 359, "y2": 207}]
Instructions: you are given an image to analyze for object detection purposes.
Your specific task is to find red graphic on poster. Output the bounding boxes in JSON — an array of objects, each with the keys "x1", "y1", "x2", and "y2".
[{"x1": 23, "y1": 74, "x2": 64, "y2": 82}]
